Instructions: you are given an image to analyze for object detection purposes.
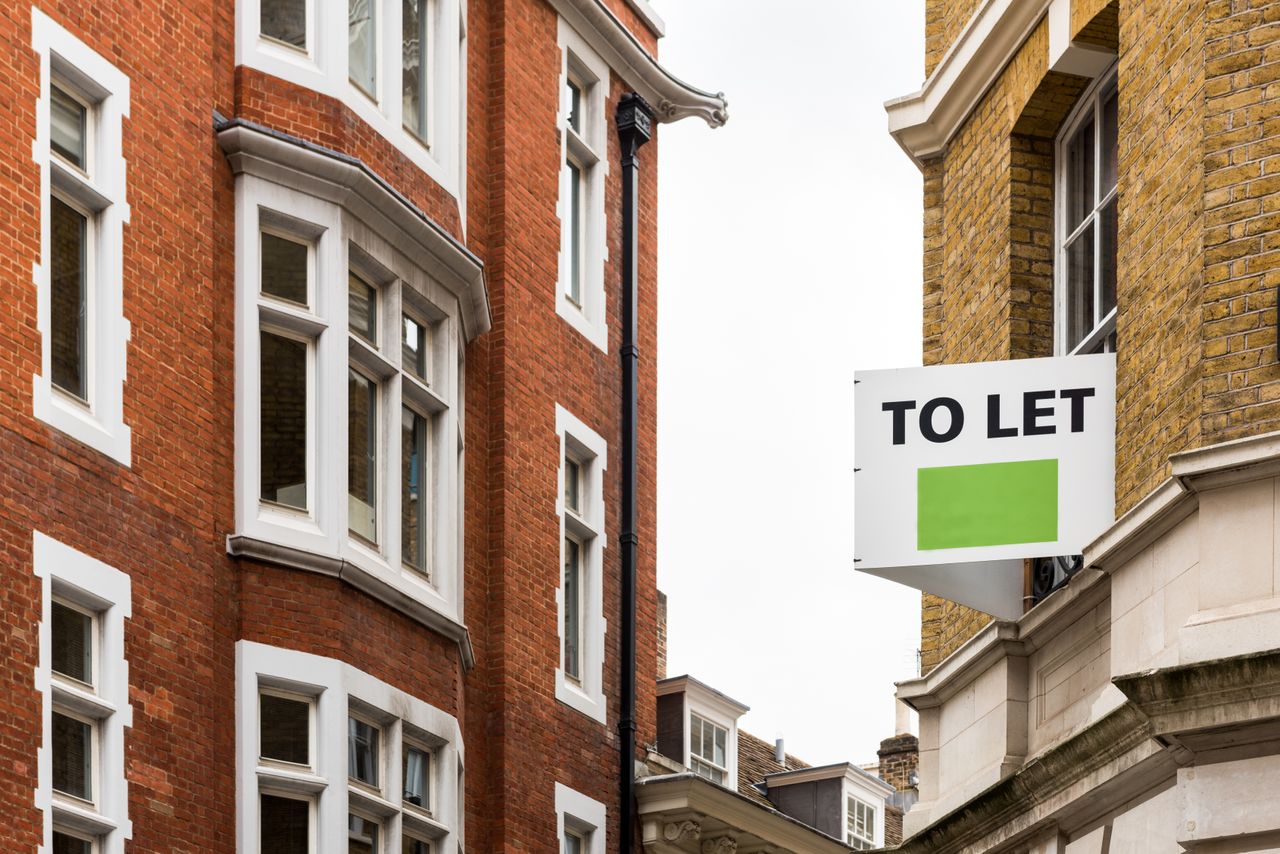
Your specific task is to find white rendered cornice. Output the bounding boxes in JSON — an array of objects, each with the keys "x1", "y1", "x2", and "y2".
[
  {"x1": 885, "y1": 0, "x2": 1051, "y2": 167},
  {"x1": 623, "y1": 0, "x2": 665, "y2": 38},
  {"x1": 548, "y1": 0, "x2": 727, "y2": 127}
]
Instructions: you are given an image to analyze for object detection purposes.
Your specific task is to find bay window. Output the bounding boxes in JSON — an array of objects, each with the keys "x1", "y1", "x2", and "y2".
[
  {"x1": 239, "y1": 642, "x2": 464, "y2": 853},
  {"x1": 1057, "y1": 66, "x2": 1118, "y2": 355}
]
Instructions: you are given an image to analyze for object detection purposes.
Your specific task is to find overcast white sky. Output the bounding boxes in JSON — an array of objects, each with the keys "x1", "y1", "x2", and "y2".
[{"x1": 655, "y1": 2, "x2": 927, "y2": 766}]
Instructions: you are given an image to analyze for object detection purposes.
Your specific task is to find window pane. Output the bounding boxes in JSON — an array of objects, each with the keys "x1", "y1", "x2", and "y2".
[
  {"x1": 567, "y1": 80, "x2": 582, "y2": 134},
  {"x1": 349, "y1": 814, "x2": 380, "y2": 854},
  {"x1": 349, "y1": 0, "x2": 377, "y2": 96},
  {"x1": 564, "y1": 458, "x2": 580, "y2": 514},
  {"x1": 261, "y1": 795, "x2": 310, "y2": 852},
  {"x1": 689, "y1": 714, "x2": 702, "y2": 759},
  {"x1": 402, "y1": 315, "x2": 428, "y2": 380},
  {"x1": 1065, "y1": 225, "x2": 1095, "y2": 352},
  {"x1": 262, "y1": 0, "x2": 307, "y2": 49},
  {"x1": 260, "y1": 693, "x2": 310, "y2": 765},
  {"x1": 1066, "y1": 116, "x2": 1095, "y2": 234},
  {"x1": 51, "y1": 196, "x2": 87, "y2": 400},
  {"x1": 1100, "y1": 197, "x2": 1117, "y2": 319},
  {"x1": 51, "y1": 601, "x2": 92, "y2": 684},
  {"x1": 348, "y1": 717, "x2": 380, "y2": 787},
  {"x1": 404, "y1": 835, "x2": 431, "y2": 854},
  {"x1": 349, "y1": 273, "x2": 377, "y2": 343},
  {"x1": 50, "y1": 86, "x2": 87, "y2": 169},
  {"x1": 52, "y1": 832, "x2": 92, "y2": 854},
  {"x1": 349, "y1": 369, "x2": 378, "y2": 543},
  {"x1": 567, "y1": 160, "x2": 582, "y2": 304},
  {"x1": 564, "y1": 537, "x2": 581, "y2": 681},
  {"x1": 564, "y1": 832, "x2": 584, "y2": 854},
  {"x1": 403, "y1": 745, "x2": 430, "y2": 809},
  {"x1": 1101, "y1": 86, "x2": 1119, "y2": 195},
  {"x1": 403, "y1": 0, "x2": 429, "y2": 140},
  {"x1": 402, "y1": 407, "x2": 429, "y2": 574},
  {"x1": 713, "y1": 726, "x2": 726, "y2": 766},
  {"x1": 260, "y1": 332, "x2": 308, "y2": 509},
  {"x1": 261, "y1": 232, "x2": 309, "y2": 305},
  {"x1": 52, "y1": 712, "x2": 92, "y2": 801}
]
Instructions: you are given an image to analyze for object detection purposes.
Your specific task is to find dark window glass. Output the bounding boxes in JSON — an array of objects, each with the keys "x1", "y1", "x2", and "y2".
[
  {"x1": 403, "y1": 0, "x2": 429, "y2": 140},
  {"x1": 567, "y1": 80, "x2": 582, "y2": 133},
  {"x1": 51, "y1": 601, "x2": 92, "y2": 684},
  {"x1": 348, "y1": 717, "x2": 379, "y2": 787},
  {"x1": 1066, "y1": 117, "x2": 1095, "y2": 235},
  {"x1": 403, "y1": 835, "x2": 431, "y2": 854},
  {"x1": 1066, "y1": 225, "x2": 1095, "y2": 353},
  {"x1": 50, "y1": 86, "x2": 87, "y2": 170},
  {"x1": 259, "y1": 693, "x2": 310, "y2": 765},
  {"x1": 563, "y1": 832, "x2": 584, "y2": 854},
  {"x1": 52, "y1": 711, "x2": 92, "y2": 801},
  {"x1": 348, "y1": 369, "x2": 378, "y2": 543},
  {"x1": 563, "y1": 537, "x2": 581, "y2": 681},
  {"x1": 1100, "y1": 197, "x2": 1117, "y2": 321},
  {"x1": 1101, "y1": 86, "x2": 1119, "y2": 194},
  {"x1": 349, "y1": 814, "x2": 380, "y2": 854},
  {"x1": 564, "y1": 458, "x2": 580, "y2": 514},
  {"x1": 402, "y1": 407, "x2": 428, "y2": 574},
  {"x1": 51, "y1": 196, "x2": 87, "y2": 400},
  {"x1": 402, "y1": 315, "x2": 428, "y2": 380},
  {"x1": 260, "y1": 332, "x2": 308, "y2": 509},
  {"x1": 52, "y1": 831, "x2": 91, "y2": 854},
  {"x1": 261, "y1": 794, "x2": 310, "y2": 852},
  {"x1": 349, "y1": 273, "x2": 377, "y2": 343},
  {"x1": 261, "y1": 232, "x2": 309, "y2": 305},
  {"x1": 567, "y1": 160, "x2": 582, "y2": 304},
  {"x1": 403, "y1": 744, "x2": 430, "y2": 809},
  {"x1": 261, "y1": 0, "x2": 307, "y2": 49}
]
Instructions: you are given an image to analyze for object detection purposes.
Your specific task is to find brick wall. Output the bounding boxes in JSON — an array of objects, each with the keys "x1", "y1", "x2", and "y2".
[
  {"x1": 878, "y1": 733, "x2": 919, "y2": 792},
  {"x1": 0, "y1": 0, "x2": 670, "y2": 850}
]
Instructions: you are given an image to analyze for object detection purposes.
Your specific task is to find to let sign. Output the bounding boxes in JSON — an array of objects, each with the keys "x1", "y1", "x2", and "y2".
[{"x1": 855, "y1": 354, "x2": 1116, "y2": 619}]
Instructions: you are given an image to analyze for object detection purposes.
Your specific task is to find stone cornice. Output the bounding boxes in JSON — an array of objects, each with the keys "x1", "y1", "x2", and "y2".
[
  {"x1": 885, "y1": 0, "x2": 1050, "y2": 167},
  {"x1": 895, "y1": 705, "x2": 1160, "y2": 854},
  {"x1": 635, "y1": 774, "x2": 850, "y2": 853},
  {"x1": 215, "y1": 118, "x2": 491, "y2": 341},
  {"x1": 547, "y1": 0, "x2": 728, "y2": 127},
  {"x1": 897, "y1": 622, "x2": 1026, "y2": 711}
]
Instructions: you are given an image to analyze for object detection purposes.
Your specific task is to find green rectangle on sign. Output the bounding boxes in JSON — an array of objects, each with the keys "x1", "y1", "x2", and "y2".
[{"x1": 917, "y1": 459, "x2": 1058, "y2": 550}]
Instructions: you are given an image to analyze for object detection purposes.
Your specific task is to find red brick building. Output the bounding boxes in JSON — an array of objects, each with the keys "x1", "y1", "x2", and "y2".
[{"x1": 3, "y1": 0, "x2": 725, "y2": 851}]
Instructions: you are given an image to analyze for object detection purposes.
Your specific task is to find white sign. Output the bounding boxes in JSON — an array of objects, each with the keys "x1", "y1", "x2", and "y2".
[{"x1": 855, "y1": 354, "x2": 1115, "y2": 619}]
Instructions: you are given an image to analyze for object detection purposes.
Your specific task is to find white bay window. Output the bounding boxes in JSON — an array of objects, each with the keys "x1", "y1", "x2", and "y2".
[{"x1": 237, "y1": 642, "x2": 463, "y2": 853}]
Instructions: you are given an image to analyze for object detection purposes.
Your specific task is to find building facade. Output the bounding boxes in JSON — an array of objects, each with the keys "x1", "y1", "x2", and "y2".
[
  {"x1": 887, "y1": 0, "x2": 1280, "y2": 851},
  {"x1": 5, "y1": 0, "x2": 726, "y2": 851}
]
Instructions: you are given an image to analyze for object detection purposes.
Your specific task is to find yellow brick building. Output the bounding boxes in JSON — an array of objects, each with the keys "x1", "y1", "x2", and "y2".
[{"x1": 887, "y1": 0, "x2": 1280, "y2": 850}]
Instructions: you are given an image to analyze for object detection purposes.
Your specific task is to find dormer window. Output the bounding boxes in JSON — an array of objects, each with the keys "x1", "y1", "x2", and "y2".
[
  {"x1": 689, "y1": 713, "x2": 729, "y2": 784},
  {"x1": 655, "y1": 675, "x2": 748, "y2": 789}
]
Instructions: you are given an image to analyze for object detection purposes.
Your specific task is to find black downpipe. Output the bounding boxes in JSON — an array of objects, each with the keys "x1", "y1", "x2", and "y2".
[{"x1": 616, "y1": 92, "x2": 653, "y2": 854}]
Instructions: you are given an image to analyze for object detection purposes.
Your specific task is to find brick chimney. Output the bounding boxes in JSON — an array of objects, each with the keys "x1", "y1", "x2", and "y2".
[{"x1": 877, "y1": 733, "x2": 919, "y2": 793}]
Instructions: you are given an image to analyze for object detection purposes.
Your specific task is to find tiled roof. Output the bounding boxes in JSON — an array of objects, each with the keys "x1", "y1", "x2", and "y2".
[{"x1": 736, "y1": 729, "x2": 810, "y2": 807}]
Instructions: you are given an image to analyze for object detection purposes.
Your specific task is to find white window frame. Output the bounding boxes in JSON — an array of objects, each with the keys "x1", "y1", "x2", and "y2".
[
  {"x1": 845, "y1": 795, "x2": 877, "y2": 850},
  {"x1": 554, "y1": 783, "x2": 606, "y2": 854},
  {"x1": 35, "y1": 532, "x2": 132, "y2": 853},
  {"x1": 235, "y1": 0, "x2": 466, "y2": 199},
  {"x1": 688, "y1": 712, "x2": 730, "y2": 784},
  {"x1": 555, "y1": 19, "x2": 610, "y2": 352},
  {"x1": 554, "y1": 405, "x2": 608, "y2": 723},
  {"x1": 666, "y1": 678, "x2": 743, "y2": 789},
  {"x1": 32, "y1": 9, "x2": 132, "y2": 466},
  {"x1": 842, "y1": 772, "x2": 889, "y2": 850},
  {"x1": 1054, "y1": 62, "x2": 1119, "y2": 357},
  {"x1": 237, "y1": 641, "x2": 463, "y2": 853},
  {"x1": 233, "y1": 175, "x2": 464, "y2": 627}
]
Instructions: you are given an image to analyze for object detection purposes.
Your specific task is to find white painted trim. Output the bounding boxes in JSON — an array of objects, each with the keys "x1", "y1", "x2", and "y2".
[
  {"x1": 34, "y1": 532, "x2": 132, "y2": 854},
  {"x1": 1048, "y1": 0, "x2": 1116, "y2": 77},
  {"x1": 555, "y1": 783, "x2": 607, "y2": 854},
  {"x1": 31, "y1": 8, "x2": 132, "y2": 466},
  {"x1": 236, "y1": 641, "x2": 463, "y2": 854},
  {"x1": 555, "y1": 404, "x2": 608, "y2": 723},
  {"x1": 232, "y1": 171, "x2": 465, "y2": 633},
  {"x1": 623, "y1": 0, "x2": 665, "y2": 38},
  {"x1": 884, "y1": 0, "x2": 1050, "y2": 166},
  {"x1": 677, "y1": 678, "x2": 744, "y2": 788},
  {"x1": 544, "y1": 0, "x2": 726, "y2": 127},
  {"x1": 556, "y1": 20, "x2": 611, "y2": 352},
  {"x1": 234, "y1": 0, "x2": 466, "y2": 202}
]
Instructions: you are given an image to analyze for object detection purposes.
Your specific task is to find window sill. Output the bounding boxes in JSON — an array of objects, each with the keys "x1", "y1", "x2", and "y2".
[
  {"x1": 52, "y1": 796, "x2": 118, "y2": 837},
  {"x1": 34, "y1": 380, "x2": 131, "y2": 467},
  {"x1": 555, "y1": 668, "x2": 606, "y2": 724},
  {"x1": 227, "y1": 534, "x2": 475, "y2": 670}
]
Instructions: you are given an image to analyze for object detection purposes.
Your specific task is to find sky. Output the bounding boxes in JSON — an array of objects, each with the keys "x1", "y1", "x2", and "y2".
[{"x1": 655, "y1": 2, "x2": 928, "y2": 766}]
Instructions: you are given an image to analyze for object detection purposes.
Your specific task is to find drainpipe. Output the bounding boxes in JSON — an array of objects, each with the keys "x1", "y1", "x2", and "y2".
[{"x1": 616, "y1": 92, "x2": 653, "y2": 854}]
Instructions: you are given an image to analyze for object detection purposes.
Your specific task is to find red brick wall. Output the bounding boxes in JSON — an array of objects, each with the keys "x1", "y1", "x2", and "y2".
[{"x1": 0, "y1": 0, "x2": 666, "y2": 851}]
